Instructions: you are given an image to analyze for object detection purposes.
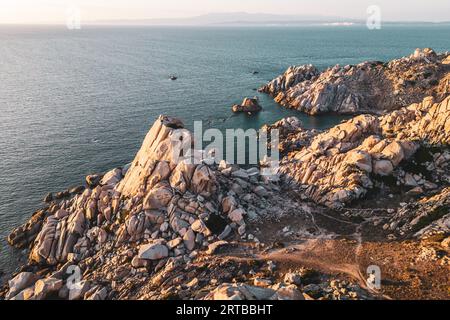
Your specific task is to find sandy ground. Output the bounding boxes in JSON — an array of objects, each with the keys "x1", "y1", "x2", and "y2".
[{"x1": 230, "y1": 209, "x2": 450, "y2": 300}]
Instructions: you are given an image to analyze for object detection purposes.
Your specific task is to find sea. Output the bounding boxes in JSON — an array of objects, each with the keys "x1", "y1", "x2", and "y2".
[{"x1": 1, "y1": 24, "x2": 450, "y2": 276}]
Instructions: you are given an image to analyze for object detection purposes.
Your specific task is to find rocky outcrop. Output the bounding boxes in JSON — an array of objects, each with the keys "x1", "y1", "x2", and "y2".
[
  {"x1": 7, "y1": 209, "x2": 48, "y2": 249},
  {"x1": 384, "y1": 187, "x2": 450, "y2": 239},
  {"x1": 261, "y1": 64, "x2": 319, "y2": 96},
  {"x1": 5, "y1": 272, "x2": 38, "y2": 300},
  {"x1": 3, "y1": 115, "x2": 299, "y2": 300},
  {"x1": 232, "y1": 97, "x2": 262, "y2": 113},
  {"x1": 262, "y1": 117, "x2": 320, "y2": 155},
  {"x1": 260, "y1": 48, "x2": 450, "y2": 115},
  {"x1": 204, "y1": 282, "x2": 304, "y2": 300},
  {"x1": 379, "y1": 96, "x2": 450, "y2": 145},
  {"x1": 20, "y1": 116, "x2": 224, "y2": 267},
  {"x1": 2, "y1": 98, "x2": 449, "y2": 300},
  {"x1": 278, "y1": 95, "x2": 450, "y2": 208}
]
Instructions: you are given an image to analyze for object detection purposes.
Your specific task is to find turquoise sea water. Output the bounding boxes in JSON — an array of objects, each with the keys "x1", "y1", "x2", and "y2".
[{"x1": 0, "y1": 25, "x2": 450, "y2": 276}]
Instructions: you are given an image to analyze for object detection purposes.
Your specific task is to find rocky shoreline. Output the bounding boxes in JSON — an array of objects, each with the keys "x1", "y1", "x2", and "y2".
[
  {"x1": 1, "y1": 48, "x2": 449, "y2": 300},
  {"x1": 259, "y1": 48, "x2": 450, "y2": 115}
]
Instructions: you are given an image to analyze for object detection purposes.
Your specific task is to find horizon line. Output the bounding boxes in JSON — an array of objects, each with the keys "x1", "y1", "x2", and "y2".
[{"x1": 2, "y1": 12, "x2": 450, "y2": 26}]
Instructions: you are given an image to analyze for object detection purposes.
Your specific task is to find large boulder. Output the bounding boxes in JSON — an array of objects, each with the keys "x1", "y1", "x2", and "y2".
[
  {"x1": 232, "y1": 97, "x2": 263, "y2": 113},
  {"x1": 7, "y1": 210, "x2": 47, "y2": 249},
  {"x1": 100, "y1": 168, "x2": 123, "y2": 186},
  {"x1": 373, "y1": 160, "x2": 394, "y2": 176},
  {"x1": 191, "y1": 165, "x2": 217, "y2": 198},
  {"x1": 143, "y1": 182, "x2": 173, "y2": 210},
  {"x1": 6, "y1": 272, "x2": 38, "y2": 300},
  {"x1": 34, "y1": 277, "x2": 63, "y2": 300},
  {"x1": 30, "y1": 210, "x2": 86, "y2": 265},
  {"x1": 138, "y1": 242, "x2": 169, "y2": 260}
]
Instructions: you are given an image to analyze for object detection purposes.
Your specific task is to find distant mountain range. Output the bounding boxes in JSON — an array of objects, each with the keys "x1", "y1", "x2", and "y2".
[
  {"x1": 86, "y1": 12, "x2": 362, "y2": 26},
  {"x1": 85, "y1": 12, "x2": 450, "y2": 27}
]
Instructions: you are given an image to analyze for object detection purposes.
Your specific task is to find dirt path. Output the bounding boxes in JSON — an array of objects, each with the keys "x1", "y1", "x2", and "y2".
[{"x1": 232, "y1": 207, "x2": 450, "y2": 300}]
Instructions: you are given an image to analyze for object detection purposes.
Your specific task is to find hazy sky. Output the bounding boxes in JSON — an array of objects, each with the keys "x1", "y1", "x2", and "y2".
[{"x1": 1, "y1": 0, "x2": 449, "y2": 24}]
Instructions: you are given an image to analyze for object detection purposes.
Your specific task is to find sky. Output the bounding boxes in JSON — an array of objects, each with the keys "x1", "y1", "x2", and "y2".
[{"x1": 0, "y1": 0, "x2": 449, "y2": 24}]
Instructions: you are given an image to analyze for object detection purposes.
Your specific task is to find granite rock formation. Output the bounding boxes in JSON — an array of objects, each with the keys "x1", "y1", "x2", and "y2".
[
  {"x1": 260, "y1": 48, "x2": 450, "y2": 115},
  {"x1": 2, "y1": 56, "x2": 450, "y2": 300},
  {"x1": 232, "y1": 97, "x2": 263, "y2": 113},
  {"x1": 277, "y1": 95, "x2": 450, "y2": 208}
]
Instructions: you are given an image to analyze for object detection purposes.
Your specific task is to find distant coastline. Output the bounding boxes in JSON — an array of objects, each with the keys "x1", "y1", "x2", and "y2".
[{"x1": 2, "y1": 12, "x2": 450, "y2": 27}]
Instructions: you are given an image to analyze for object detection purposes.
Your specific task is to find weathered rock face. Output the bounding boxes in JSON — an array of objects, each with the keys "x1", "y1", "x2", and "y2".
[
  {"x1": 261, "y1": 64, "x2": 319, "y2": 96},
  {"x1": 232, "y1": 97, "x2": 263, "y2": 113},
  {"x1": 379, "y1": 96, "x2": 450, "y2": 145},
  {"x1": 385, "y1": 187, "x2": 450, "y2": 239},
  {"x1": 100, "y1": 168, "x2": 123, "y2": 186},
  {"x1": 262, "y1": 116, "x2": 303, "y2": 138},
  {"x1": 279, "y1": 95, "x2": 450, "y2": 208},
  {"x1": 7, "y1": 209, "x2": 48, "y2": 249},
  {"x1": 20, "y1": 115, "x2": 223, "y2": 266},
  {"x1": 260, "y1": 48, "x2": 450, "y2": 115},
  {"x1": 29, "y1": 209, "x2": 86, "y2": 265},
  {"x1": 203, "y1": 282, "x2": 304, "y2": 300},
  {"x1": 4, "y1": 114, "x2": 298, "y2": 300},
  {"x1": 138, "y1": 242, "x2": 169, "y2": 260},
  {"x1": 262, "y1": 117, "x2": 320, "y2": 155},
  {"x1": 6, "y1": 272, "x2": 38, "y2": 300},
  {"x1": 3, "y1": 96, "x2": 449, "y2": 300},
  {"x1": 117, "y1": 115, "x2": 185, "y2": 197}
]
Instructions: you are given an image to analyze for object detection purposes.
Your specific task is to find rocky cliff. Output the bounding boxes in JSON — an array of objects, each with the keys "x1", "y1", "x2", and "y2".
[
  {"x1": 1, "y1": 72, "x2": 449, "y2": 300},
  {"x1": 260, "y1": 48, "x2": 450, "y2": 115},
  {"x1": 3, "y1": 99, "x2": 449, "y2": 300},
  {"x1": 277, "y1": 95, "x2": 450, "y2": 208},
  {"x1": 2, "y1": 115, "x2": 312, "y2": 300}
]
